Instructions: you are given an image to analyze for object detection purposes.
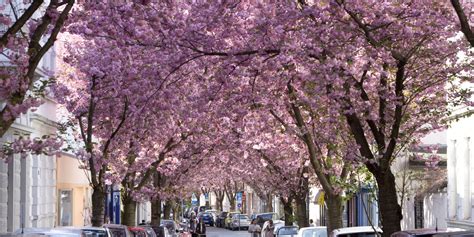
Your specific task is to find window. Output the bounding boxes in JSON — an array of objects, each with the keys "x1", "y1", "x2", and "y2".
[{"x1": 58, "y1": 190, "x2": 73, "y2": 226}]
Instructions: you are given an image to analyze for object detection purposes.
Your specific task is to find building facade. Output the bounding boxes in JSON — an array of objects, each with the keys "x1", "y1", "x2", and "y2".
[
  {"x1": 446, "y1": 108, "x2": 474, "y2": 229},
  {"x1": 394, "y1": 131, "x2": 448, "y2": 230}
]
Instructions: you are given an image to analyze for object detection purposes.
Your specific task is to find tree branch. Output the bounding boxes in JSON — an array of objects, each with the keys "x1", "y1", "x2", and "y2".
[
  {"x1": 0, "y1": 0, "x2": 44, "y2": 47},
  {"x1": 451, "y1": 0, "x2": 474, "y2": 47}
]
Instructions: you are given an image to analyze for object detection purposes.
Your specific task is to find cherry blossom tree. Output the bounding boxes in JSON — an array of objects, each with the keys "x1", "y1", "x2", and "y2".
[
  {"x1": 57, "y1": 1, "x2": 472, "y2": 235},
  {"x1": 0, "y1": 0, "x2": 74, "y2": 136},
  {"x1": 451, "y1": 0, "x2": 474, "y2": 47}
]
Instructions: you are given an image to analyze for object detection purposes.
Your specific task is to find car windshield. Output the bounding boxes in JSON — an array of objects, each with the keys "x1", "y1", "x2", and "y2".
[
  {"x1": 338, "y1": 233, "x2": 379, "y2": 237},
  {"x1": 303, "y1": 229, "x2": 328, "y2": 237},
  {"x1": 83, "y1": 229, "x2": 108, "y2": 237},
  {"x1": 108, "y1": 228, "x2": 127, "y2": 237},
  {"x1": 258, "y1": 213, "x2": 279, "y2": 221},
  {"x1": 238, "y1": 215, "x2": 249, "y2": 219},
  {"x1": 277, "y1": 227, "x2": 298, "y2": 235}
]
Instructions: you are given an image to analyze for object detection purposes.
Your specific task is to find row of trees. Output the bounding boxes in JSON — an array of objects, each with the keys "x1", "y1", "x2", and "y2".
[{"x1": 1, "y1": 1, "x2": 473, "y2": 236}]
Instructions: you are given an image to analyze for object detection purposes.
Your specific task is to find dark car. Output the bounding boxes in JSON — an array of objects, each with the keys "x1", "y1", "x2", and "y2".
[
  {"x1": 198, "y1": 212, "x2": 214, "y2": 226},
  {"x1": 254, "y1": 213, "x2": 278, "y2": 228},
  {"x1": 103, "y1": 224, "x2": 132, "y2": 237},
  {"x1": 216, "y1": 211, "x2": 228, "y2": 228},
  {"x1": 199, "y1": 206, "x2": 211, "y2": 213}
]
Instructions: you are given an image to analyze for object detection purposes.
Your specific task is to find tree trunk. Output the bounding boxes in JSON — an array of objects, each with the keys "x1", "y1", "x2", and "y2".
[
  {"x1": 205, "y1": 197, "x2": 210, "y2": 207},
  {"x1": 266, "y1": 193, "x2": 273, "y2": 212},
  {"x1": 281, "y1": 197, "x2": 294, "y2": 226},
  {"x1": 163, "y1": 201, "x2": 172, "y2": 220},
  {"x1": 91, "y1": 186, "x2": 106, "y2": 227},
  {"x1": 295, "y1": 195, "x2": 309, "y2": 228},
  {"x1": 196, "y1": 193, "x2": 201, "y2": 207},
  {"x1": 215, "y1": 191, "x2": 225, "y2": 211},
  {"x1": 217, "y1": 197, "x2": 224, "y2": 211},
  {"x1": 122, "y1": 197, "x2": 137, "y2": 226},
  {"x1": 172, "y1": 201, "x2": 180, "y2": 221},
  {"x1": 151, "y1": 197, "x2": 162, "y2": 225},
  {"x1": 375, "y1": 171, "x2": 402, "y2": 237},
  {"x1": 325, "y1": 194, "x2": 344, "y2": 235},
  {"x1": 229, "y1": 198, "x2": 236, "y2": 211}
]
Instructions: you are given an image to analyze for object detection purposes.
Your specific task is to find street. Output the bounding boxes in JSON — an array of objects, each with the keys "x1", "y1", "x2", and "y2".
[{"x1": 206, "y1": 227, "x2": 250, "y2": 237}]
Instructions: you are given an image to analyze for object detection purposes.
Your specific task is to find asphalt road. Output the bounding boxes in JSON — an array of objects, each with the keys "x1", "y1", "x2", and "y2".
[{"x1": 205, "y1": 227, "x2": 250, "y2": 237}]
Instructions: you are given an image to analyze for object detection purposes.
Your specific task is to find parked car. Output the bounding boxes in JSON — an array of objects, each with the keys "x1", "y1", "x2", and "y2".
[
  {"x1": 198, "y1": 212, "x2": 215, "y2": 226},
  {"x1": 54, "y1": 227, "x2": 110, "y2": 237},
  {"x1": 103, "y1": 224, "x2": 133, "y2": 237},
  {"x1": 254, "y1": 213, "x2": 280, "y2": 228},
  {"x1": 297, "y1": 226, "x2": 327, "y2": 237},
  {"x1": 198, "y1": 206, "x2": 211, "y2": 213},
  {"x1": 145, "y1": 226, "x2": 170, "y2": 237},
  {"x1": 330, "y1": 226, "x2": 382, "y2": 237},
  {"x1": 276, "y1": 226, "x2": 299, "y2": 237},
  {"x1": 216, "y1": 211, "x2": 228, "y2": 228},
  {"x1": 225, "y1": 212, "x2": 240, "y2": 229},
  {"x1": 160, "y1": 220, "x2": 179, "y2": 237},
  {"x1": 128, "y1": 227, "x2": 148, "y2": 237},
  {"x1": 230, "y1": 214, "x2": 251, "y2": 231},
  {"x1": 391, "y1": 228, "x2": 474, "y2": 237},
  {"x1": 204, "y1": 210, "x2": 218, "y2": 223},
  {"x1": 12, "y1": 228, "x2": 52, "y2": 235}
]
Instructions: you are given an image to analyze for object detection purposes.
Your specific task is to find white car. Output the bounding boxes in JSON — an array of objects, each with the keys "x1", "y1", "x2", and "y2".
[
  {"x1": 330, "y1": 226, "x2": 382, "y2": 237},
  {"x1": 297, "y1": 226, "x2": 327, "y2": 237},
  {"x1": 230, "y1": 214, "x2": 251, "y2": 230}
]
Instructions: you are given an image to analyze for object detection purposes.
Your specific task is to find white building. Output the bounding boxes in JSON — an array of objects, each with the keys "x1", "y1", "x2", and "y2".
[
  {"x1": 0, "y1": 98, "x2": 59, "y2": 233},
  {"x1": 0, "y1": 3, "x2": 63, "y2": 230},
  {"x1": 446, "y1": 106, "x2": 474, "y2": 229},
  {"x1": 394, "y1": 131, "x2": 448, "y2": 230}
]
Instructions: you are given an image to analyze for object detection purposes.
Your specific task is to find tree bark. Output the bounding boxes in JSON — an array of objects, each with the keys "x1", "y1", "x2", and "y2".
[
  {"x1": 91, "y1": 186, "x2": 106, "y2": 227},
  {"x1": 375, "y1": 171, "x2": 402, "y2": 237},
  {"x1": 281, "y1": 197, "x2": 294, "y2": 226},
  {"x1": 172, "y1": 201, "x2": 180, "y2": 221},
  {"x1": 122, "y1": 197, "x2": 137, "y2": 226},
  {"x1": 215, "y1": 191, "x2": 225, "y2": 212},
  {"x1": 325, "y1": 194, "x2": 344, "y2": 236},
  {"x1": 295, "y1": 195, "x2": 309, "y2": 228},
  {"x1": 163, "y1": 201, "x2": 172, "y2": 220},
  {"x1": 229, "y1": 198, "x2": 236, "y2": 211},
  {"x1": 265, "y1": 193, "x2": 273, "y2": 212},
  {"x1": 151, "y1": 197, "x2": 162, "y2": 225}
]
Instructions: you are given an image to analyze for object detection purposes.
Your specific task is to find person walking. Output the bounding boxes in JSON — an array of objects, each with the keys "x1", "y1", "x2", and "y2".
[
  {"x1": 190, "y1": 213, "x2": 198, "y2": 237},
  {"x1": 196, "y1": 217, "x2": 206, "y2": 237},
  {"x1": 248, "y1": 219, "x2": 261, "y2": 237},
  {"x1": 309, "y1": 219, "x2": 315, "y2": 227},
  {"x1": 264, "y1": 220, "x2": 275, "y2": 237}
]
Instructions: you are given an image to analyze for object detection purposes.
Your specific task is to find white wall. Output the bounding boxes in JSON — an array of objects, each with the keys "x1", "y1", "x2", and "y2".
[
  {"x1": 424, "y1": 193, "x2": 448, "y2": 229},
  {"x1": 447, "y1": 113, "x2": 474, "y2": 228}
]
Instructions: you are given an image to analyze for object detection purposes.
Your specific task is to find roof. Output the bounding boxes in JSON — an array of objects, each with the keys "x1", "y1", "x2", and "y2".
[
  {"x1": 256, "y1": 212, "x2": 276, "y2": 215},
  {"x1": 393, "y1": 228, "x2": 470, "y2": 236},
  {"x1": 103, "y1": 224, "x2": 127, "y2": 228},
  {"x1": 299, "y1": 227, "x2": 327, "y2": 232},
  {"x1": 333, "y1": 226, "x2": 382, "y2": 235}
]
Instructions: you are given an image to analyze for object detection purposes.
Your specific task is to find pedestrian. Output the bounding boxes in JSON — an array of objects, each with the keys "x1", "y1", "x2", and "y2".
[
  {"x1": 248, "y1": 219, "x2": 261, "y2": 237},
  {"x1": 196, "y1": 217, "x2": 206, "y2": 237},
  {"x1": 264, "y1": 220, "x2": 275, "y2": 237},
  {"x1": 139, "y1": 220, "x2": 146, "y2": 226},
  {"x1": 190, "y1": 213, "x2": 198, "y2": 237},
  {"x1": 309, "y1": 219, "x2": 315, "y2": 227}
]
